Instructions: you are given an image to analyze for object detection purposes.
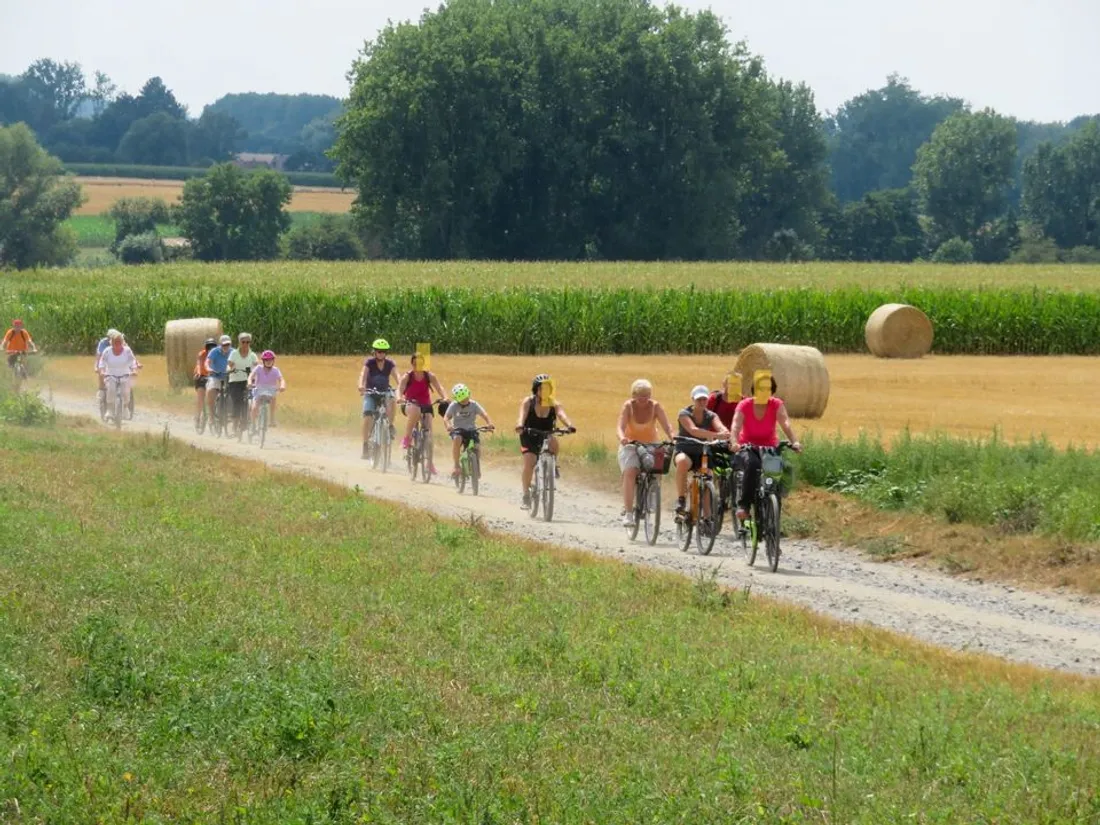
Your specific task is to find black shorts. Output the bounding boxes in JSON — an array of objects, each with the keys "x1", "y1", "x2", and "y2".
[
  {"x1": 401, "y1": 402, "x2": 433, "y2": 417},
  {"x1": 520, "y1": 432, "x2": 548, "y2": 454},
  {"x1": 451, "y1": 429, "x2": 480, "y2": 444},
  {"x1": 675, "y1": 443, "x2": 706, "y2": 471},
  {"x1": 194, "y1": 376, "x2": 208, "y2": 389}
]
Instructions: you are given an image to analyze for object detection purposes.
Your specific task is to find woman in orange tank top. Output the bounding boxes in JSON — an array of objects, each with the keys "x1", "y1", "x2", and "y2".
[{"x1": 616, "y1": 378, "x2": 674, "y2": 527}]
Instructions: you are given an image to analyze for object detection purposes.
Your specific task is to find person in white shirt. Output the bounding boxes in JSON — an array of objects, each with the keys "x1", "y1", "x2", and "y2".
[
  {"x1": 96, "y1": 332, "x2": 142, "y2": 414},
  {"x1": 227, "y1": 332, "x2": 259, "y2": 434}
]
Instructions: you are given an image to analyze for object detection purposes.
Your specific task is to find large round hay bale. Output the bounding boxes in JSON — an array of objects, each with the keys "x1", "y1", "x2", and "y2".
[
  {"x1": 865, "y1": 303, "x2": 933, "y2": 359},
  {"x1": 165, "y1": 318, "x2": 222, "y2": 390},
  {"x1": 734, "y1": 343, "x2": 830, "y2": 419}
]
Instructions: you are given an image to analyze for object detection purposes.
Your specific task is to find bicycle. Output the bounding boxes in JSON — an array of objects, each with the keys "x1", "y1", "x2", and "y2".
[
  {"x1": 362, "y1": 389, "x2": 394, "y2": 472},
  {"x1": 453, "y1": 426, "x2": 494, "y2": 496},
  {"x1": 709, "y1": 443, "x2": 737, "y2": 536},
  {"x1": 249, "y1": 391, "x2": 275, "y2": 449},
  {"x1": 404, "y1": 402, "x2": 435, "y2": 483},
  {"x1": 9, "y1": 351, "x2": 32, "y2": 392},
  {"x1": 102, "y1": 373, "x2": 134, "y2": 431},
  {"x1": 736, "y1": 441, "x2": 795, "y2": 572},
  {"x1": 674, "y1": 437, "x2": 725, "y2": 556},
  {"x1": 522, "y1": 426, "x2": 575, "y2": 522},
  {"x1": 194, "y1": 396, "x2": 208, "y2": 434},
  {"x1": 624, "y1": 440, "x2": 673, "y2": 545},
  {"x1": 208, "y1": 375, "x2": 231, "y2": 438}
]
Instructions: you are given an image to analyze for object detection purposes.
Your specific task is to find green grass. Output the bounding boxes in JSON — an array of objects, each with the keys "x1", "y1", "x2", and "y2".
[
  {"x1": 797, "y1": 431, "x2": 1100, "y2": 543},
  {"x1": 4, "y1": 261, "x2": 1100, "y2": 355},
  {"x1": 1, "y1": 419, "x2": 1098, "y2": 822}
]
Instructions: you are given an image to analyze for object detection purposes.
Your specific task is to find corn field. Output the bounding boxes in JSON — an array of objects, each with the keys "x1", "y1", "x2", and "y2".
[{"x1": 4, "y1": 282, "x2": 1100, "y2": 355}]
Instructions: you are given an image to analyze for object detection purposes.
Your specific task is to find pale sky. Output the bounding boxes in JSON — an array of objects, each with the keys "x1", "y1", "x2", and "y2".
[{"x1": 1, "y1": 0, "x2": 1097, "y2": 122}]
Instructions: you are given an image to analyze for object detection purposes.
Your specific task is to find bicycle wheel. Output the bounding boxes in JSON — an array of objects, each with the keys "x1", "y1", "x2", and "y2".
[
  {"x1": 195, "y1": 405, "x2": 206, "y2": 434},
  {"x1": 259, "y1": 401, "x2": 269, "y2": 449},
  {"x1": 407, "y1": 432, "x2": 419, "y2": 481},
  {"x1": 529, "y1": 462, "x2": 541, "y2": 519},
  {"x1": 127, "y1": 388, "x2": 135, "y2": 420},
  {"x1": 469, "y1": 450, "x2": 480, "y2": 496},
  {"x1": 419, "y1": 429, "x2": 432, "y2": 484},
  {"x1": 626, "y1": 475, "x2": 643, "y2": 540},
  {"x1": 696, "y1": 480, "x2": 719, "y2": 556},
  {"x1": 643, "y1": 478, "x2": 661, "y2": 545},
  {"x1": 113, "y1": 385, "x2": 123, "y2": 431},
  {"x1": 677, "y1": 511, "x2": 693, "y2": 551},
  {"x1": 764, "y1": 493, "x2": 781, "y2": 572},
  {"x1": 455, "y1": 450, "x2": 466, "y2": 492},
  {"x1": 747, "y1": 498, "x2": 762, "y2": 566},
  {"x1": 541, "y1": 454, "x2": 555, "y2": 522},
  {"x1": 99, "y1": 389, "x2": 108, "y2": 422}
]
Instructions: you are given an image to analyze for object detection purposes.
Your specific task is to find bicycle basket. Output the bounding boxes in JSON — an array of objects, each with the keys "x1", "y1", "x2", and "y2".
[
  {"x1": 649, "y1": 444, "x2": 673, "y2": 475},
  {"x1": 762, "y1": 452, "x2": 784, "y2": 478}
]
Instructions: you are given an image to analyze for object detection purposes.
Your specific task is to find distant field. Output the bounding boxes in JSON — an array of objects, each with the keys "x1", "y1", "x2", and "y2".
[{"x1": 74, "y1": 176, "x2": 355, "y2": 215}]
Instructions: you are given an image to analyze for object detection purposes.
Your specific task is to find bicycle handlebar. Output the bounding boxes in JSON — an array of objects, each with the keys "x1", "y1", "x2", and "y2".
[
  {"x1": 736, "y1": 440, "x2": 797, "y2": 454},
  {"x1": 674, "y1": 436, "x2": 728, "y2": 447},
  {"x1": 519, "y1": 426, "x2": 575, "y2": 435}
]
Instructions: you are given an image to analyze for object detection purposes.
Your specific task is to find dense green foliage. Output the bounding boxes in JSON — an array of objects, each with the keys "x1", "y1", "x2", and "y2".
[
  {"x1": 115, "y1": 231, "x2": 165, "y2": 264},
  {"x1": 285, "y1": 214, "x2": 363, "y2": 260},
  {"x1": 107, "y1": 197, "x2": 171, "y2": 249},
  {"x1": 799, "y1": 432, "x2": 1100, "y2": 542},
  {"x1": 0, "y1": 123, "x2": 85, "y2": 268},
  {"x1": 203, "y1": 92, "x2": 341, "y2": 170},
  {"x1": 4, "y1": 265, "x2": 1100, "y2": 354},
  {"x1": 1023, "y1": 122, "x2": 1100, "y2": 249},
  {"x1": 1, "y1": 422, "x2": 1097, "y2": 822},
  {"x1": 336, "y1": 0, "x2": 828, "y2": 260},
  {"x1": 174, "y1": 164, "x2": 292, "y2": 261}
]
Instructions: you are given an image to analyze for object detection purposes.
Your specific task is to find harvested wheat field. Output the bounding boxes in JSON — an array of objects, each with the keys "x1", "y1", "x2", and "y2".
[
  {"x1": 74, "y1": 177, "x2": 355, "y2": 215},
  {"x1": 37, "y1": 354, "x2": 1100, "y2": 450}
]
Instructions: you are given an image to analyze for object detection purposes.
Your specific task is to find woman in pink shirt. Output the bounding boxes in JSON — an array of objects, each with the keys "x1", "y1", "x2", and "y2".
[{"x1": 729, "y1": 374, "x2": 802, "y2": 523}]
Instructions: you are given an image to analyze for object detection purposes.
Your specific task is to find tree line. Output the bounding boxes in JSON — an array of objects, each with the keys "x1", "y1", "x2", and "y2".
[{"x1": 0, "y1": 60, "x2": 339, "y2": 172}]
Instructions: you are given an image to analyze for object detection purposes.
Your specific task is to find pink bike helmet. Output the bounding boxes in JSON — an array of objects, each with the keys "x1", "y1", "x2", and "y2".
[{"x1": 261, "y1": 350, "x2": 276, "y2": 361}]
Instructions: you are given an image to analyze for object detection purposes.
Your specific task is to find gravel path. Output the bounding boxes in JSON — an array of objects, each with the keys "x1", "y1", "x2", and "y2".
[{"x1": 49, "y1": 391, "x2": 1100, "y2": 676}]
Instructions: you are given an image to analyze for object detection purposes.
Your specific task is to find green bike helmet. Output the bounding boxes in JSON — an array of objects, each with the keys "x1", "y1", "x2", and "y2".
[
  {"x1": 371, "y1": 338, "x2": 391, "y2": 351},
  {"x1": 452, "y1": 383, "x2": 470, "y2": 402}
]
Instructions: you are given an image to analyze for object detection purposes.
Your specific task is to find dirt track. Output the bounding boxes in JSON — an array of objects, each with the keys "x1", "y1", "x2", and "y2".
[{"x1": 49, "y1": 391, "x2": 1100, "y2": 677}]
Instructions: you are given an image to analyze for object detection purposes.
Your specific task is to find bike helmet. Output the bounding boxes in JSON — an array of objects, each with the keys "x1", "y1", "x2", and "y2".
[
  {"x1": 238, "y1": 332, "x2": 252, "y2": 342},
  {"x1": 371, "y1": 338, "x2": 391, "y2": 351},
  {"x1": 452, "y1": 383, "x2": 470, "y2": 402},
  {"x1": 261, "y1": 350, "x2": 275, "y2": 361},
  {"x1": 204, "y1": 337, "x2": 217, "y2": 350},
  {"x1": 531, "y1": 373, "x2": 551, "y2": 395},
  {"x1": 12, "y1": 319, "x2": 23, "y2": 327}
]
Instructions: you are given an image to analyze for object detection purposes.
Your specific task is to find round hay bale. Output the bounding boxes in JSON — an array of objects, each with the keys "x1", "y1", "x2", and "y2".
[
  {"x1": 865, "y1": 303, "x2": 933, "y2": 359},
  {"x1": 165, "y1": 318, "x2": 222, "y2": 390},
  {"x1": 734, "y1": 344, "x2": 830, "y2": 419}
]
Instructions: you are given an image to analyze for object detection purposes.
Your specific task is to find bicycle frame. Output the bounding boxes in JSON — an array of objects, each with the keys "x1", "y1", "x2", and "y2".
[{"x1": 522, "y1": 427, "x2": 573, "y2": 522}]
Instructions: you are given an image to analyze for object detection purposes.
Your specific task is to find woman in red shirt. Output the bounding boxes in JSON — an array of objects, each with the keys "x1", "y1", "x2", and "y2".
[
  {"x1": 398, "y1": 353, "x2": 448, "y2": 472},
  {"x1": 706, "y1": 372, "x2": 741, "y2": 430},
  {"x1": 730, "y1": 374, "x2": 802, "y2": 522}
]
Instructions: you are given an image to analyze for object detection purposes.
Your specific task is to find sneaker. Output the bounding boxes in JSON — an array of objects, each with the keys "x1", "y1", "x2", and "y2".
[
  {"x1": 521, "y1": 491, "x2": 532, "y2": 510},
  {"x1": 621, "y1": 510, "x2": 635, "y2": 527},
  {"x1": 429, "y1": 463, "x2": 438, "y2": 476},
  {"x1": 675, "y1": 497, "x2": 688, "y2": 516},
  {"x1": 554, "y1": 464, "x2": 561, "y2": 480},
  {"x1": 401, "y1": 437, "x2": 410, "y2": 450}
]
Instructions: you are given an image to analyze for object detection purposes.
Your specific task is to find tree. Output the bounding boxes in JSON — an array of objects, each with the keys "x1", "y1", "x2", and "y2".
[
  {"x1": 22, "y1": 58, "x2": 87, "y2": 122},
  {"x1": 89, "y1": 71, "x2": 118, "y2": 117},
  {"x1": 187, "y1": 110, "x2": 245, "y2": 164},
  {"x1": 1022, "y1": 121, "x2": 1100, "y2": 249},
  {"x1": 118, "y1": 112, "x2": 189, "y2": 165},
  {"x1": 912, "y1": 109, "x2": 1017, "y2": 244},
  {"x1": 830, "y1": 188, "x2": 924, "y2": 262},
  {"x1": 335, "y1": 0, "x2": 805, "y2": 259},
  {"x1": 134, "y1": 77, "x2": 187, "y2": 121},
  {"x1": 175, "y1": 163, "x2": 292, "y2": 261},
  {"x1": 108, "y1": 197, "x2": 171, "y2": 249},
  {"x1": 0, "y1": 123, "x2": 85, "y2": 269},
  {"x1": 285, "y1": 214, "x2": 363, "y2": 260},
  {"x1": 827, "y1": 76, "x2": 965, "y2": 203},
  {"x1": 203, "y1": 92, "x2": 342, "y2": 153}
]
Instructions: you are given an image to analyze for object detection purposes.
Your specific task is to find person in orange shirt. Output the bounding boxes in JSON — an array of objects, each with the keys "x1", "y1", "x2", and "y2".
[
  {"x1": 193, "y1": 338, "x2": 217, "y2": 428},
  {"x1": 3, "y1": 319, "x2": 37, "y2": 387}
]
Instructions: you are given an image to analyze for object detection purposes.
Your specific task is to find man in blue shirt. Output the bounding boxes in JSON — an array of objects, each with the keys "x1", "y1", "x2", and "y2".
[{"x1": 204, "y1": 335, "x2": 233, "y2": 422}]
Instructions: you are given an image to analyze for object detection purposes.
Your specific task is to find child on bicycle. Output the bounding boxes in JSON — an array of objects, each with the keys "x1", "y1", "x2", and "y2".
[
  {"x1": 247, "y1": 350, "x2": 286, "y2": 429},
  {"x1": 443, "y1": 383, "x2": 495, "y2": 479}
]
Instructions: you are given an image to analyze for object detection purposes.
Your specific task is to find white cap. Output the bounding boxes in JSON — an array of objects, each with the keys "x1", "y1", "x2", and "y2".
[
  {"x1": 219, "y1": 334, "x2": 232, "y2": 345},
  {"x1": 691, "y1": 385, "x2": 709, "y2": 400}
]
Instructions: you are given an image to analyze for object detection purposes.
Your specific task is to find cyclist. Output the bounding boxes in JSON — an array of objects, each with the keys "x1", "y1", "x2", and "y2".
[
  {"x1": 204, "y1": 334, "x2": 233, "y2": 420},
  {"x1": 706, "y1": 372, "x2": 742, "y2": 430},
  {"x1": 729, "y1": 374, "x2": 803, "y2": 525},
  {"x1": 227, "y1": 332, "x2": 259, "y2": 434},
  {"x1": 673, "y1": 385, "x2": 729, "y2": 518},
  {"x1": 358, "y1": 338, "x2": 399, "y2": 459},
  {"x1": 193, "y1": 337, "x2": 217, "y2": 427},
  {"x1": 514, "y1": 374, "x2": 575, "y2": 510},
  {"x1": 3, "y1": 319, "x2": 37, "y2": 384},
  {"x1": 444, "y1": 383, "x2": 495, "y2": 479},
  {"x1": 397, "y1": 353, "x2": 447, "y2": 472},
  {"x1": 616, "y1": 378, "x2": 673, "y2": 527},
  {"x1": 247, "y1": 350, "x2": 285, "y2": 427},
  {"x1": 96, "y1": 331, "x2": 142, "y2": 413},
  {"x1": 94, "y1": 328, "x2": 121, "y2": 408}
]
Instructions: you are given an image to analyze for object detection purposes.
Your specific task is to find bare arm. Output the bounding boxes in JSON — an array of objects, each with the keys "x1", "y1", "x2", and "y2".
[
  {"x1": 616, "y1": 401, "x2": 631, "y2": 444},
  {"x1": 678, "y1": 412, "x2": 716, "y2": 440},
  {"x1": 515, "y1": 397, "x2": 531, "y2": 432},
  {"x1": 397, "y1": 372, "x2": 410, "y2": 401},
  {"x1": 555, "y1": 404, "x2": 575, "y2": 430},
  {"x1": 429, "y1": 373, "x2": 446, "y2": 399},
  {"x1": 357, "y1": 366, "x2": 367, "y2": 393},
  {"x1": 730, "y1": 409, "x2": 745, "y2": 445},
  {"x1": 776, "y1": 403, "x2": 802, "y2": 450},
  {"x1": 654, "y1": 402, "x2": 674, "y2": 440}
]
